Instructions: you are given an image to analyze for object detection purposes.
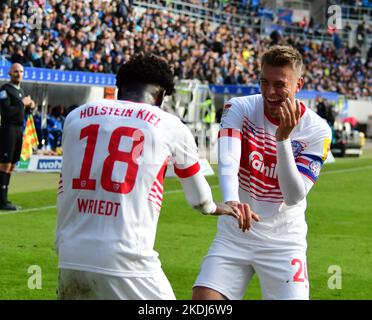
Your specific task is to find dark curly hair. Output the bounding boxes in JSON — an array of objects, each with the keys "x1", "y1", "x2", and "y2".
[{"x1": 116, "y1": 53, "x2": 175, "y2": 96}]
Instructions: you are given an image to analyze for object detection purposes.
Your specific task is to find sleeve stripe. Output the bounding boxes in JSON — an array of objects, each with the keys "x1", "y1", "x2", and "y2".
[
  {"x1": 174, "y1": 162, "x2": 200, "y2": 178},
  {"x1": 218, "y1": 128, "x2": 242, "y2": 139},
  {"x1": 300, "y1": 153, "x2": 323, "y2": 163},
  {"x1": 297, "y1": 165, "x2": 317, "y2": 183}
]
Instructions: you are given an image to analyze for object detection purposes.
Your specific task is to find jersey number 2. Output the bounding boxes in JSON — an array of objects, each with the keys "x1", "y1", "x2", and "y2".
[
  {"x1": 72, "y1": 124, "x2": 144, "y2": 194},
  {"x1": 292, "y1": 258, "x2": 308, "y2": 283}
]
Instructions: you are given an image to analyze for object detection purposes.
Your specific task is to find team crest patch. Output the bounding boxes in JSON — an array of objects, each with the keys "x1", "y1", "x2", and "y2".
[
  {"x1": 291, "y1": 140, "x2": 305, "y2": 158},
  {"x1": 221, "y1": 103, "x2": 232, "y2": 126},
  {"x1": 309, "y1": 160, "x2": 321, "y2": 177},
  {"x1": 0, "y1": 90, "x2": 8, "y2": 99}
]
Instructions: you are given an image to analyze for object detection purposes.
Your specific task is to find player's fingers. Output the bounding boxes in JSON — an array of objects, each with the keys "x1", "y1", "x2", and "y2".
[
  {"x1": 233, "y1": 207, "x2": 244, "y2": 230},
  {"x1": 239, "y1": 203, "x2": 251, "y2": 232},
  {"x1": 278, "y1": 106, "x2": 286, "y2": 128},
  {"x1": 244, "y1": 203, "x2": 252, "y2": 231},
  {"x1": 285, "y1": 98, "x2": 296, "y2": 127},
  {"x1": 237, "y1": 203, "x2": 247, "y2": 232},
  {"x1": 229, "y1": 206, "x2": 241, "y2": 222},
  {"x1": 252, "y1": 212, "x2": 260, "y2": 222},
  {"x1": 281, "y1": 103, "x2": 291, "y2": 128},
  {"x1": 295, "y1": 99, "x2": 301, "y2": 123}
]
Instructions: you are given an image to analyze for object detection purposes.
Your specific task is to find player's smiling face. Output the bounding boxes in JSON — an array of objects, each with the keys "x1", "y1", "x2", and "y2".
[{"x1": 260, "y1": 64, "x2": 303, "y2": 120}]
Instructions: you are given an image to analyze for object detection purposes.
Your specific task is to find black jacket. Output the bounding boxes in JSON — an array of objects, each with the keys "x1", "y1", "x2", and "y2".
[{"x1": 0, "y1": 83, "x2": 25, "y2": 126}]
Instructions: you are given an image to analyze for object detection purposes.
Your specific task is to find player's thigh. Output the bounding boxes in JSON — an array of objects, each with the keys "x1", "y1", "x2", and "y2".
[
  {"x1": 193, "y1": 239, "x2": 255, "y2": 300},
  {"x1": 57, "y1": 268, "x2": 96, "y2": 299},
  {"x1": 58, "y1": 268, "x2": 175, "y2": 300},
  {"x1": 254, "y1": 249, "x2": 309, "y2": 300}
]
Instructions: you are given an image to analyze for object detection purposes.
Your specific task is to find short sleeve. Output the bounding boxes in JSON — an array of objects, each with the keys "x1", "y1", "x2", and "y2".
[
  {"x1": 171, "y1": 121, "x2": 201, "y2": 178},
  {"x1": 220, "y1": 98, "x2": 245, "y2": 131},
  {"x1": 295, "y1": 126, "x2": 332, "y2": 183},
  {"x1": 0, "y1": 87, "x2": 10, "y2": 108}
]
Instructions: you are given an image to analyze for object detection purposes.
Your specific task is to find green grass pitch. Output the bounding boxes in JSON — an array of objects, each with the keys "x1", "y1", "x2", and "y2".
[{"x1": 0, "y1": 148, "x2": 371, "y2": 300}]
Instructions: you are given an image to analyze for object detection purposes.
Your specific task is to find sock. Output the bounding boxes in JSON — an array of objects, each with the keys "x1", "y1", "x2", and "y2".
[
  {"x1": 0, "y1": 171, "x2": 7, "y2": 205},
  {"x1": 5, "y1": 173, "x2": 11, "y2": 203}
]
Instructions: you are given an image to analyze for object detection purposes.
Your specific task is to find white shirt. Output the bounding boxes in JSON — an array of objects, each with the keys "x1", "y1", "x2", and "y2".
[
  {"x1": 218, "y1": 94, "x2": 332, "y2": 236},
  {"x1": 55, "y1": 99, "x2": 212, "y2": 277}
]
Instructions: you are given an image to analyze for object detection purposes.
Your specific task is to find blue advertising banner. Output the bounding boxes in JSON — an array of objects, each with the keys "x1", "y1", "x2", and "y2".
[
  {"x1": 209, "y1": 85, "x2": 260, "y2": 95},
  {"x1": 209, "y1": 85, "x2": 339, "y2": 101},
  {"x1": 0, "y1": 66, "x2": 116, "y2": 87},
  {"x1": 0, "y1": 66, "x2": 340, "y2": 102}
]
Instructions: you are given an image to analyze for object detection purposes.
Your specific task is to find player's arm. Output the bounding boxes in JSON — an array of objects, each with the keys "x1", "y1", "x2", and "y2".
[
  {"x1": 177, "y1": 168, "x2": 238, "y2": 217},
  {"x1": 218, "y1": 100, "x2": 244, "y2": 203},
  {"x1": 276, "y1": 98, "x2": 307, "y2": 205},
  {"x1": 0, "y1": 87, "x2": 11, "y2": 115},
  {"x1": 276, "y1": 99, "x2": 331, "y2": 205},
  {"x1": 172, "y1": 122, "x2": 242, "y2": 223},
  {"x1": 218, "y1": 100, "x2": 260, "y2": 230}
]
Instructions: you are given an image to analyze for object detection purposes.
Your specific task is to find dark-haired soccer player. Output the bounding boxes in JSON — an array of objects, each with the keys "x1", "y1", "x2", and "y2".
[{"x1": 55, "y1": 53, "x2": 256, "y2": 299}]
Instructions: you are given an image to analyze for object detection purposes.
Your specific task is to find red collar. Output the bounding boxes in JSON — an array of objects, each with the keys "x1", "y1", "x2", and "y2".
[{"x1": 264, "y1": 101, "x2": 306, "y2": 125}]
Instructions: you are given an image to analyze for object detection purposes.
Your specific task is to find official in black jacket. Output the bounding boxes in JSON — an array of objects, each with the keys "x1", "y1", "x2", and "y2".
[{"x1": 0, "y1": 63, "x2": 35, "y2": 210}]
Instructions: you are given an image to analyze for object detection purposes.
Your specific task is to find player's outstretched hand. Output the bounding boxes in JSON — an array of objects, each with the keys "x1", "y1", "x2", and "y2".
[
  {"x1": 276, "y1": 98, "x2": 301, "y2": 141},
  {"x1": 223, "y1": 201, "x2": 260, "y2": 232},
  {"x1": 213, "y1": 202, "x2": 241, "y2": 219}
]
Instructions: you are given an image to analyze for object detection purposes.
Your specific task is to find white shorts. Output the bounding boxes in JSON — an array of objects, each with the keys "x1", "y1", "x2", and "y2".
[
  {"x1": 57, "y1": 268, "x2": 176, "y2": 300},
  {"x1": 194, "y1": 211, "x2": 309, "y2": 300}
]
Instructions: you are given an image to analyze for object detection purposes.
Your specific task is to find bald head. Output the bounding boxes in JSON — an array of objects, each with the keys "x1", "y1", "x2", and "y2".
[{"x1": 9, "y1": 63, "x2": 24, "y2": 85}]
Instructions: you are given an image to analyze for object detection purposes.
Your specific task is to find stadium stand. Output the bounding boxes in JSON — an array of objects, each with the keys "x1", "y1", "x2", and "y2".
[{"x1": 0, "y1": 0, "x2": 370, "y2": 102}]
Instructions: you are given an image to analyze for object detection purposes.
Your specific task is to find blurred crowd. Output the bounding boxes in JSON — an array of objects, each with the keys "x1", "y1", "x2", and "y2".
[
  {"x1": 0, "y1": 0, "x2": 371, "y2": 99},
  {"x1": 331, "y1": 0, "x2": 372, "y2": 8},
  {"x1": 32, "y1": 103, "x2": 79, "y2": 153},
  {"x1": 162, "y1": 0, "x2": 273, "y2": 18}
]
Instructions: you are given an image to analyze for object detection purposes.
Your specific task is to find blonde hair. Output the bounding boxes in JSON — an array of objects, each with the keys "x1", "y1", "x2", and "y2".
[{"x1": 261, "y1": 45, "x2": 304, "y2": 77}]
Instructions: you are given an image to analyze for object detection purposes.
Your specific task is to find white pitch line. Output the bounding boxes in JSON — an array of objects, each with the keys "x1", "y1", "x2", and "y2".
[
  {"x1": 0, "y1": 205, "x2": 56, "y2": 215},
  {"x1": 0, "y1": 185, "x2": 220, "y2": 215},
  {"x1": 1, "y1": 164, "x2": 371, "y2": 216},
  {"x1": 163, "y1": 184, "x2": 220, "y2": 194},
  {"x1": 322, "y1": 165, "x2": 372, "y2": 175}
]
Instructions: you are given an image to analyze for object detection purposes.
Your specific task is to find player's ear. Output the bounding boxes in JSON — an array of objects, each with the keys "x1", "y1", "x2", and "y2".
[{"x1": 296, "y1": 77, "x2": 304, "y2": 93}]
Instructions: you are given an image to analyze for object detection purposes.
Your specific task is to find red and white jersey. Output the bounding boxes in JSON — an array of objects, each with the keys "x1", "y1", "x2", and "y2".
[
  {"x1": 219, "y1": 94, "x2": 332, "y2": 220},
  {"x1": 56, "y1": 99, "x2": 201, "y2": 277}
]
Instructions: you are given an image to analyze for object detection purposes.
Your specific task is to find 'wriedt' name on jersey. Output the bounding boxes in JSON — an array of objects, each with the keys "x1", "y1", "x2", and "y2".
[{"x1": 77, "y1": 197, "x2": 121, "y2": 217}]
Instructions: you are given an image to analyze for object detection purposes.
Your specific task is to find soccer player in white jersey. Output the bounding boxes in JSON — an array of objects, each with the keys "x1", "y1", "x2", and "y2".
[
  {"x1": 193, "y1": 46, "x2": 332, "y2": 300},
  {"x1": 55, "y1": 53, "x2": 255, "y2": 300}
]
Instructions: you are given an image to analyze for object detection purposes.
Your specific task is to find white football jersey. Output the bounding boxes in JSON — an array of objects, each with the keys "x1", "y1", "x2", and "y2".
[
  {"x1": 218, "y1": 94, "x2": 332, "y2": 223},
  {"x1": 56, "y1": 99, "x2": 201, "y2": 277}
]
